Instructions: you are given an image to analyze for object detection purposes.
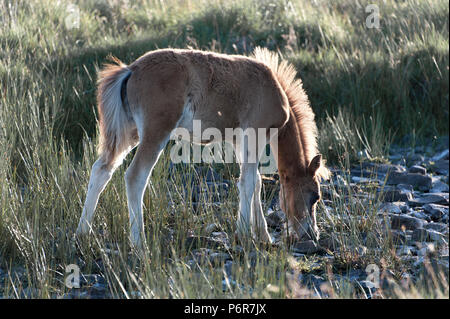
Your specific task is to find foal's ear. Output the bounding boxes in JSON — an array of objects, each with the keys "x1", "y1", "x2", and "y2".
[{"x1": 308, "y1": 154, "x2": 322, "y2": 176}]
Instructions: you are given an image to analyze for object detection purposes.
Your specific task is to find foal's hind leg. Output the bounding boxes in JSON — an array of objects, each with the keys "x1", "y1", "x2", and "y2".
[
  {"x1": 77, "y1": 148, "x2": 134, "y2": 235},
  {"x1": 124, "y1": 132, "x2": 171, "y2": 249}
]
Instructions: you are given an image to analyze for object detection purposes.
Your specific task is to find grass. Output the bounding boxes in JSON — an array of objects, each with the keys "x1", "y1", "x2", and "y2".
[{"x1": 0, "y1": 0, "x2": 448, "y2": 298}]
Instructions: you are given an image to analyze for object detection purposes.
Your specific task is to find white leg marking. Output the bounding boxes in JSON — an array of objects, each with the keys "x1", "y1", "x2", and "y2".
[
  {"x1": 252, "y1": 169, "x2": 271, "y2": 243},
  {"x1": 77, "y1": 158, "x2": 115, "y2": 234}
]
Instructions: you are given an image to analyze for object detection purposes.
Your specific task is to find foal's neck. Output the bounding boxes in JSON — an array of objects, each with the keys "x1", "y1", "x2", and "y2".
[{"x1": 275, "y1": 109, "x2": 308, "y2": 182}]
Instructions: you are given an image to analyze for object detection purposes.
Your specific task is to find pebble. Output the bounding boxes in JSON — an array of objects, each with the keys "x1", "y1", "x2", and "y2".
[
  {"x1": 379, "y1": 202, "x2": 404, "y2": 214},
  {"x1": 430, "y1": 180, "x2": 449, "y2": 193},
  {"x1": 408, "y1": 194, "x2": 449, "y2": 207},
  {"x1": 412, "y1": 228, "x2": 447, "y2": 244},
  {"x1": 390, "y1": 214, "x2": 425, "y2": 230},
  {"x1": 292, "y1": 240, "x2": 322, "y2": 254},
  {"x1": 424, "y1": 222, "x2": 448, "y2": 233},
  {"x1": 409, "y1": 165, "x2": 427, "y2": 175},
  {"x1": 431, "y1": 149, "x2": 449, "y2": 162},
  {"x1": 423, "y1": 204, "x2": 449, "y2": 221},
  {"x1": 386, "y1": 172, "x2": 432, "y2": 191},
  {"x1": 378, "y1": 187, "x2": 413, "y2": 202}
]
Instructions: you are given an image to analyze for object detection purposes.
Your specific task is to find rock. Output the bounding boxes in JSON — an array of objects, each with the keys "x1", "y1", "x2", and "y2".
[
  {"x1": 351, "y1": 176, "x2": 374, "y2": 184},
  {"x1": 378, "y1": 187, "x2": 413, "y2": 202},
  {"x1": 430, "y1": 180, "x2": 449, "y2": 193},
  {"x1": 412, "y1": 229, "x2": 447, "y2": 244},
  {"x1": 397, "y1": 184, "x2": 414, "y2": 192},
  {"x1": 292, "y1": 240, "x2": 322, "y2": 254},
  {"x1": 390, "y1": 215, "x2": 425, "y2": 230},
  {"x1": 407, "y1": 153, "x2": 425, "y2": 164},
  {"x1": 205, "y1": 223, "x2": 220, "y2": 234},
  {"x1": 424, "y1": 222, "x2": 448, "y2": 233},
  {"x1": 389, "y1": 230, "x2": 407, "y2": 243},
  {"x1": 410, "y1": 211, "x2": 431, "y2": 221},
  {"x1": 430, "y1": 159, "x2": 449, "y2": 175},
  {"x1": 266, "y1": 209, "x2": 285, "y2": 228},
  {"x1": 431, "y1": 149, "x2": 449, "y2": 161},
  {"x1": 360, "y1": 162, "x2": 406, "y2": 175},
  {"x1": 379, "y1": 202, "x2": 405, "y2": 215},
  {"x1": 299, "y1": 274, "x2": 327, "y2": 293},
  {"x1": 185, "y1": 236, "x2": 229, "y2": 250},
  {"x1": 423, "y1": 204, "x2": 449, "y2": 221},
  {"x1": 408, "y1": 194, "x2": 449, "y2": 207},
  {"x1": 209, "y1": 252, "x2": 231, "y2": 266},
  {"x1": 318, "y1": 237, "x2": 340, "y2": 252},
  {"x1": 397, "y1": 245, "x2": 416, "y2": 256},
  {"x1": 409, "y1": 165, "x2": 427, "y2": 175},
  {"x1": 386, "y1": 172, "x2": 432, "y2": 191}
]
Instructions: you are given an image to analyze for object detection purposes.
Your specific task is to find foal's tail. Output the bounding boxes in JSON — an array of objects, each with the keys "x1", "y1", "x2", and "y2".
[{"x1": 96, "y1": 57, "x2": 135, "y2": 166}]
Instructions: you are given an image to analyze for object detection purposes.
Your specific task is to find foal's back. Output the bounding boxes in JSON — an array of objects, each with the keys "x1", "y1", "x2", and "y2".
[{"x1": 127, "y1": 49, "x2": 290, "y2": 134}]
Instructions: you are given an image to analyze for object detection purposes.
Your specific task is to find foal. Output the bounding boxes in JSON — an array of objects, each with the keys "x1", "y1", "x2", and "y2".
[{"x1": 76, "y1": 48, "x2": 329, "y2": 248}]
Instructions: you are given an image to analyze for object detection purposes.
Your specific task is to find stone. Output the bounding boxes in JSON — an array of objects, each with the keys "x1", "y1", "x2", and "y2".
[
  {"x1": 318, "y1": 237, "x2": 340, "y2": 252},
  {"x1": 389, "y1": 230, "x2": 407, "y2": 243},
  {"x1": 379, "y1": 202, "x2": 404, "y2": 215},
  {"x1": 209, "y1": 252, "x2": 231, "y2": 266},
  {"x1": 409, "y1": 165, "x2": 427, "y2": 175},
  {"x1": 408, "y1": 194, "x2": 449, "y2": 207},
  {"x1": 360, "y1": 162, "x2": 406, "y2": 175},
  {"x1": 185, "y1": 236, "x2": 229, "y2": 250},
  {"x1": 390, "y1": 215, "x2": 425, "y2": 230},
  {"x1": 408, "y1": 152, "x2": 425, "y2": 161},
  {"x1": 292, "y1": 240, "x2": 322, "y2": 254},
  {"x1": 205, "y1": 223, "x2": 220, "y2": 234},
  {"x1": 412, "y1": 228, "x2": 447, "y2": 244},
  {"x1": 351, "y1": 176, "x2": 373, "y2": 184},
  {"x1": 431, "y1": 149, "x2": 449, "y2": 162},
  {"x1": 378, "y1": 187, "x2": 413, "y2": 202},
  {"x1": 386, "y1": 172, "x2": 432, "y2": 191},
  {"x1": 397, "y1": 245, "x2": 416, "y2": 256},
  {"x1": 266, "y1": 209, "x2": 285, "y2": 228},
  {"x1": 424, "y1": 222, "x2": 448, "y2": 233},
  {"x1": 397, "y1": 184, "x2": 414, "y2": 192},
  {"x1": 410, "y1": 211, "x2": 430, "y2": 221},
  {"x1": 430, "y1": 180, "x2": 449, "y2": 193},
  {"x1": 430, "y1": 159, "x2": 449, "y2": 175},
  {"x1": 423, "y1": 204, "x2": 448, "y2": 221}
]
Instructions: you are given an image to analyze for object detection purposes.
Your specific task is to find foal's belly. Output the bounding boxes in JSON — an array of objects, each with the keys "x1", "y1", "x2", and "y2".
[{"x1": 175, "y1": 98, "x2": 239, "y2": 145}]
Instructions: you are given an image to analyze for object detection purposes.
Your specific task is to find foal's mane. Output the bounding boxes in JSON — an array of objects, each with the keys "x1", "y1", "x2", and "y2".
[{"x1": 253, "y1": 47, "x2": 328, "y2": 179}]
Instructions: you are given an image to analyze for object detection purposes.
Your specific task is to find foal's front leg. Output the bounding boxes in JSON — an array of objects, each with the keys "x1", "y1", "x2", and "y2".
[
  {"x1": 252, "y1": 170, "x2": 272, "y2": 243},
  {"x1": 236, "y1": 162, "x2": 271, "y2": 243}
]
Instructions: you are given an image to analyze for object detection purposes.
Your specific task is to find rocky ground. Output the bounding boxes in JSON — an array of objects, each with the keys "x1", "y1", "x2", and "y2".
[{"x1": 1, "y1": 142, "x2": 448, "y2": 298}]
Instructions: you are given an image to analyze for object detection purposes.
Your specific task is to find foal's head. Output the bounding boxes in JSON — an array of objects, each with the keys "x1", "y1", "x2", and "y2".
[{"x1": 279, "y1": 154, "x2": 326, "y2": 241}]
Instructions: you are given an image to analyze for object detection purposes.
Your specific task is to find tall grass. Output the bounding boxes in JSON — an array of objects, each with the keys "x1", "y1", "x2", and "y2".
[{"x1": 0, "y1": 0, "x2": 448, "y2": 298}]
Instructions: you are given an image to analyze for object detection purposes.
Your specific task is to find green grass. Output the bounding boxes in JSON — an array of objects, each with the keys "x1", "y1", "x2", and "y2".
[{"x1": 0, "y1": 0, "x2": 448, "y2": 298}]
